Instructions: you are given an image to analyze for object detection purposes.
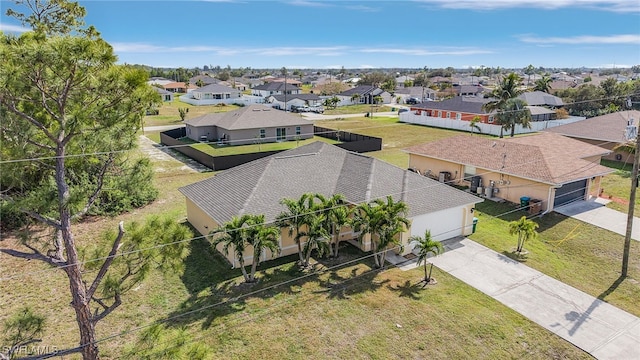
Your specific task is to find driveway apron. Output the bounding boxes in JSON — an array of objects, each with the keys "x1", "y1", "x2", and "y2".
[
  {"x1": 554, "y1": 198, "x2": 640, "y2": 241},
  {"x1": 395, "y1": 238, "x2": 640, "y2": 360}
]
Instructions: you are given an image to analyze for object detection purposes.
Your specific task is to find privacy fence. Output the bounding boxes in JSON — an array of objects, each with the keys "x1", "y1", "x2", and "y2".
[{"x1": 160, "y1": 126, "x2": 382, "y2": 171}]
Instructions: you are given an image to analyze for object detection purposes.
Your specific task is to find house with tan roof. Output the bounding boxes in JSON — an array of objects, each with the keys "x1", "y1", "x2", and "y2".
[
  {"x1": 163, "y1": 82, "x2": 198, "y2": 93},
  {"x1": 179, "y1": 142, "x2": 483, "y2": 267},
  {"x1": 184, "y1": 104, "x2": 313, "y2": 144},
  {"x1": 404, "y1": 132, "x2": 614, "y2": 213},
  {"x1": 544, "y1": 110, "x2": 640, "y2": 164}
]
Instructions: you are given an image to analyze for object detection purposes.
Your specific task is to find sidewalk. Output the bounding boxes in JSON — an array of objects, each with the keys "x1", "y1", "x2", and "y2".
[
  {"x1": 554, "y1": 197, "x2": 640, "y2": 241},
  {"x1": 388, "y1": 238, "x2": 640, "y2": 360}
]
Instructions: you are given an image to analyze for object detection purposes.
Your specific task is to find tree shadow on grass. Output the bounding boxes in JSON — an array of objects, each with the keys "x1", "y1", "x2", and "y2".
[{"x1": 387, "y1": 280, "x2": 424, "y2": 300}]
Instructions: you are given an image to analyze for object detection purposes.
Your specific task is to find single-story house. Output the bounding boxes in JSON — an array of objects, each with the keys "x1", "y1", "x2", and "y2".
[
  {"x1": 336, "y1": 85, "x2": 393, "y2": 106},
  {"x1": 184, "y1": 104, "x2": 313, "y2": 145},
  {"x1": 189, "y1": 75, "x2": 218, "y2": 87},
  {"x1": 544, "y1": 110, "x2": 640, "y2": 164},
  {"x1": 153, "y1": 87, "x2": 174, "y2": 102},
  {"x1": 163, "y1": 82, "x2": 198, "y2": 93},
  {"x1": 395, "y1": 86, "x2": 437, "y2": 102},
  {"x1": 518, "y1": 91, "x2": 564, "y2": 108},
  {"x1": 179, "y1": 142, "x2": 483, "y2": 267},
  {"x1": 190, "y1": 83, "x2": 242, "y2": 101},
  {"x1": 251, "y1": 82, "x2": 302, "y2": 97},
  {"x1": 404, "y1": 132, "x2": 614, "y2": 213},
  {"x1": 410, "y1": 95, "x2": 494, "y2": 122},
  {"x1": 266, "y1": 93, "x2": 323, "y2": 111}
]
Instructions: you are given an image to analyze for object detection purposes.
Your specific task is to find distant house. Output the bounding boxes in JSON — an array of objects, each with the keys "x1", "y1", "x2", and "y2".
[
  {"x1": 153, "y1": 87, "x2": 174, "y2": 102},
  {"x1": 518, "y1": 91, "x2": 564, "y2": 108},
  {"x1": 179, "y1": 84, "x2": 244, "y2": 106},
  {"x1": 184, "y1": 104, "x2": 313, "y2": 144},
  {"x1": 163, "y1": 82, "x2": 198, "y2": 93},
  {"x1": 404, "y1": 133, "x2": 613, "y2": 213},
  {"x1": 452, "y1": 85, "x2": 487, "y2": 97},
  {"x1": 266, "y1": 93, "x2": 323, "y2": 111},
  {"x1": 402, "y1": 95, "x2": 584, "y2": 135},
  {"x1": 395, "y1": 86, "x2": 437, "y2": 102},
  {"x1": 189, "y1": 75, "x2": 218, "y2": 87},
  {"x1": 147, "y1": 77, "x2": 174, "y2": 87},
  {"x1": 396, "y1": 75, "x2": 415, "y2": 88},
  {"x1": 544, "y1": 110, "x2": 640, "y2": 164},
  {"x1": 251, "y1": 82, "x2": 302, "y2": 97},
  {"x1": 179, "y1": 142, "x2": 483, "y2": 267},
  {"x1": 336, "y1": 85, "x2": 393, "y2": 106}
]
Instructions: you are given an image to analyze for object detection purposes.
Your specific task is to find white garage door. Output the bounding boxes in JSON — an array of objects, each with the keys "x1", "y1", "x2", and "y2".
[{"x1": 410, "y1": 206, "x2": 466, "y2": 242}]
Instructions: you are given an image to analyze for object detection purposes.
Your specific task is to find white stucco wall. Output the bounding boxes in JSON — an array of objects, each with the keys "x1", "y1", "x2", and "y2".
[{"x1": 409, "y1": 206, "x2": 469, "y2": 242}]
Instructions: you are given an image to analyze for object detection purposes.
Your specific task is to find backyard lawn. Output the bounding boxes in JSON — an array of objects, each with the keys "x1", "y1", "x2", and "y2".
[
  {"x1": 599, "y1": 159, "x2": 639, "y2": 214},
  {"x1": 188, "y1": 136, "x2": 339, "y2": 156},
  {"x1": 323, "y1": 104, "x2": 394, "y2": 115},
  {"x1": 143, "y1": 97, "x2": 241, "y2": 127}
]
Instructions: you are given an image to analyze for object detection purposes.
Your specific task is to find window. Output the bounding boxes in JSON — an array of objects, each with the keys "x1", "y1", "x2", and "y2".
[
  {"x1": 296, "y1": 126, "x2": 301, "y2": 135},
  {"x1": 259, "y1": 129, "x2": 266, "y2": 139},
  {"x1": 276, "y1": 127, "x2": 286, "y2": 141},
  {"x1": 446, "y1": 112, "x2": 451, "y2": 119},
  {"x1": 464, "y1": 165, "x2": 476, "y2": 180},
  {"x1": 437, "y1": 111, "x2": 441, "y2": 117},
  {"x1": 456, "y1": 113, "x2": 461, "y2": 120},
  {"x1": 488, "y1": 115, "x2": 494, "y2": 123}
]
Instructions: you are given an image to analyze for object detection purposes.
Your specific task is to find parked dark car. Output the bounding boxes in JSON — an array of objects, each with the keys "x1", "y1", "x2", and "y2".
[{"x1": 406, "y1": 97, "x2": 421, "y2": 105}]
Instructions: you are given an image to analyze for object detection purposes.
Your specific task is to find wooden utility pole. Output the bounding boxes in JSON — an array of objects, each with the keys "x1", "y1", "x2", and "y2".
[{"x1": 622, "y1": 127, "x2": 640, "y2": 277}]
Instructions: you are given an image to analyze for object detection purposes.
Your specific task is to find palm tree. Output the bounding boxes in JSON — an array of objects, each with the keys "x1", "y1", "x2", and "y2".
[
  {"x1": 350, "y1": 93, "x2": 361, "y2": 104},
  {"x1": 246, "y1": 215, "x2": 280, "y2": 282},
  {"x1": 497, "y1": 98, "x2": 532, "y2": 137},
  {"x1": 482, "y1": 72, "x2": 524, "y2": 138},
  {"x1": 534, "y1": 74, "x2": 552, "y2": 93},
  {"x1": 297, "y1": 213, "x2": 330, "y2": 268},
  {"x1": 352, "y1": 196, "x2": 410, "y2": 268},
  {"x1": 409, "y1": 230, "x2": 444, "y2": 285},
  {"x1": 524, "y1": 64, "x2": 535, "y2": 86},
  {"x1": 276, "y1": 194, "x2": 314, "y2": 265},
  {"x1": 210, "y1": 215, "x2": 253, "y2": 282},
  {"x1": 313, "y1": 194, "x2": 350, "y2": 258},
  {"x1": 469, "y1": 115, "x2": 482, "y2": 135},
  {"x1": 508, "y1": 216, "x2": 539, "y2": 255}
]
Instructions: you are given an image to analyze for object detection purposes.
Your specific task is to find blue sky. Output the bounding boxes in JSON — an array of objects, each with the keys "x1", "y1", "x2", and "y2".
[{"x1": 1, "y1": 0, "x2": 639, "y2": 69}]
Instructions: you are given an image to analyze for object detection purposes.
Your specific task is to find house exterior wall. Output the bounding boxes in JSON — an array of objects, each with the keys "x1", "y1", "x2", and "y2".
[
  {"x1": 186, "y1": 125, "x2": 219, "y2": 142},
  {"x1": 185, "y1": 198, "x2": 220, "y2": 244},
  {"x1": 224, "y1": 123, "x2": 314, "y2": 145},
  {"x1": 192, "y1": 89, "x2": 242, "y2": 100},
  {"x1": 408, "y1": 154, "x2": 554, "y2": 211}
]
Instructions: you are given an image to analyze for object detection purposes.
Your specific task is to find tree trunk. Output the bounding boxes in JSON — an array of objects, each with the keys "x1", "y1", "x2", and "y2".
[
  {"x1": 56, "y1": 144, "x2": 100, "y2": 360},
  {"x1": 296, "y1": 229, "x2": 304, "y2": 264},
  {"x1": 424, "y1": 262, "x2": 428, "y2": 282},
  {"x1": 427, "y1": 263, "x2": 434, "y2": 282},
  {"x1": 250, "y1": 256, "x2": 258, "y2": 282}
]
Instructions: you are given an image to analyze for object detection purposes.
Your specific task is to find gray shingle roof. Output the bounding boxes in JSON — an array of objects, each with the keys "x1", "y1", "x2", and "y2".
[
  {"x1": 544, "y1": 110, "x2": 640, "y2": 142},
  {"x1": 179, "y1": 142, "x2": 482, "y2": 224},
  {"x1": 191, "y1": 83, "x2": 238, "y2": 94},
  {"x1": 339, "y1": 85, "x2": 376, "y2": 96},
  {"x1": 518, "y1": 91, "x2": 564, "y2": 107},
  {"x1": 184, "y1": 105, "x2": 309, "y2": 130},
  {"x1": 404, "y1": 133, "x2": 613, "y2": 185},
  {"x1": 413, "y1": 96, "x2": 491, "y2": 114},
  {"x1": 253, "y1": 82, "x2": 300, "y2": 92}
]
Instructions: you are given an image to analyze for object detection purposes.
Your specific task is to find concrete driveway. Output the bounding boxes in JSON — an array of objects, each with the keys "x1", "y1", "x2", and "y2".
[
  {"x1": 391, "y1": 238, "x2": 640, "y2": 360},
  {"x1": 554, "y1": 198, "x2": 640, "y2": 241}
]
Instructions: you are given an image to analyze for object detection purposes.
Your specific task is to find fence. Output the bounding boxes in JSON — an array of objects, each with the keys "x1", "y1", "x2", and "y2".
[
  {"x1": 399, "y1": 113, "x2": 585, "y2": 136},
  {"x1": 160, "y1": 126, "x2": 382, "y2": 171}
]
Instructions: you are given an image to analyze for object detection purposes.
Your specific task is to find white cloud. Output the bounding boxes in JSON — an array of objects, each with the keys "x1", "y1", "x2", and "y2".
[
  {"x1": 345, "y1": 5, "x2": 381, "y2": 12},
  {"x1": 286, "y1": 0, "x2": 333, "y2": 7},
  {"x1": 112, "y1": 42, "x2": 347, "y2": 57},
  {"x1": 0, "y1": 23, "x2": 30, "y2": 33},
  {"x1": 414, "y1": 0, "x2": 640, "y2": 12},
  {"x1": 518, "y1": 34, "x2": 640, "y2": 44}
]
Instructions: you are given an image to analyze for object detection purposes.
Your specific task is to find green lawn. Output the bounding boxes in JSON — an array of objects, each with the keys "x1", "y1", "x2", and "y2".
[
  {"x1": 470, "y1": 201, "x2": 640, "y2": 317},
  {"x1": 187, "y1": 136, "x2": 340, "y2": 156},
  {"x1": 323, "y1": 104, "x2": 394, "y2": 115},
  {"x1": 316, "y1": 116, "x2": 486, "y2": 168},
  {"x1": 599, "y1": 160, "x2": 639, "y2": 214},
  {"x1": 144, "y1": 98, "x2": 241, "y2": 127}
]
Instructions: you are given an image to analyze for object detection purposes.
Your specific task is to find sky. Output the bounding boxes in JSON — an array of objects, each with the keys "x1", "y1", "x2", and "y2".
[{"x1": 0, "y1": 0, "x2": 639, "y2": 70}]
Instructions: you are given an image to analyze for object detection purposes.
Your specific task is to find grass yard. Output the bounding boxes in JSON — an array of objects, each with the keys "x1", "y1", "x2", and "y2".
[
  {"x1": 188, "y1": 136, "x2": 340, "y2": 156},
  {"x1": 316, "y1": 116, "x2": 484, "y2": 168},
  {"x1": 599, "y1": 160, "x2": 639, "y2": 214},
  {"x1": 323, "y1": 104, "x2": 394, "y2": 115},
  {"x1": 143, "y1": 97, "x2": 241, "y2": 127},
  {"x1": 1, "y1": 132, "x2": 591, "y2": 359},
  {"x1": 470, "y1": 201, "x2": 640, "y2": 317}
]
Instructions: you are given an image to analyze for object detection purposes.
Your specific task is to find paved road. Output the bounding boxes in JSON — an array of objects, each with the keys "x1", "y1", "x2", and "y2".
[
  {"x1": 387, "y1": 238, "x2": 640, "y2": 360},
  {"x1": 554, "y1": 197, "x2": 640, "y2": 241}
]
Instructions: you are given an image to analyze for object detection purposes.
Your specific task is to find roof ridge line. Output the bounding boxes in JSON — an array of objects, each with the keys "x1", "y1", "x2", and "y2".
[
  {"x1": 238, "y1": 157, "x2": 273, "y2": 215},
  {"x1": 364, "y1": 158, "x2": 375, "y2": 202}
]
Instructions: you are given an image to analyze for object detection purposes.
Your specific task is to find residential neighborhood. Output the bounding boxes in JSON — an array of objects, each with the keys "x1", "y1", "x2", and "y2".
[{"x1": 2, "y1": 1, "x2": 640, "y2": 360}]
